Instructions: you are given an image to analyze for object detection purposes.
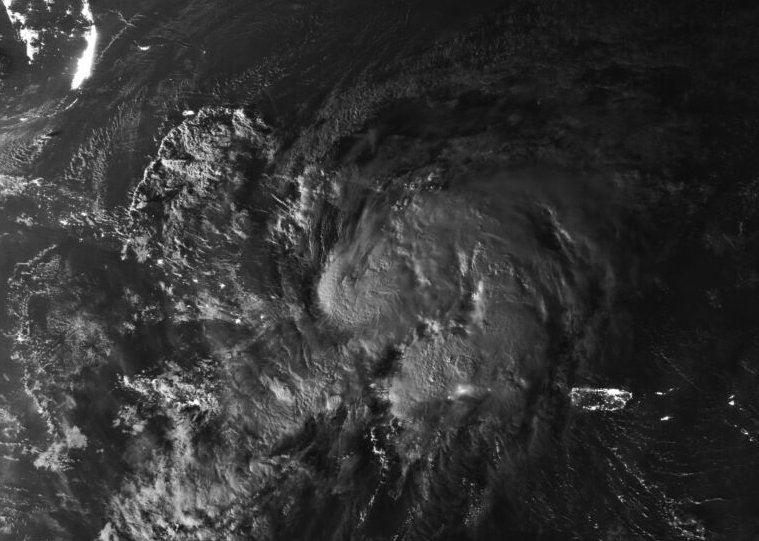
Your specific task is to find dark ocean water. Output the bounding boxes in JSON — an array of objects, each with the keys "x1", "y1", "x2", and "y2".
[{"x1": 2, "y1": 0, "x2": 759, "y2": 539}]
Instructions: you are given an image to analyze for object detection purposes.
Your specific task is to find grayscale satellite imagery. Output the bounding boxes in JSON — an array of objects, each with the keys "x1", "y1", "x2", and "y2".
[{"x1": 1, "y1": 0, "x2": 759, "y2": 539}]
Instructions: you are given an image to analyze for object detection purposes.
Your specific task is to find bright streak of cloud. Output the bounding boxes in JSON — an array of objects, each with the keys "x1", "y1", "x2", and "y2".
[{"x1": 71, "y1": 1, "x2": 97, "y2": 90}]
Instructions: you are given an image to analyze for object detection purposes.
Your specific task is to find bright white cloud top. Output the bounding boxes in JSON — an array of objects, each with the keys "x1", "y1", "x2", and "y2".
[
  {"x1": 71, "y1": 1, "x2": 97, "y2": 90},
  {"x1": 2, "y1": 0, "x2": 41, "y2": 61}
]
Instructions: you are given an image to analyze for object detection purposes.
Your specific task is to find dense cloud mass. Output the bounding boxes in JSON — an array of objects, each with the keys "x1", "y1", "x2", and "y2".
[{"x1": 2, "y1": 0, "x2": 759, "y2": 539}]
